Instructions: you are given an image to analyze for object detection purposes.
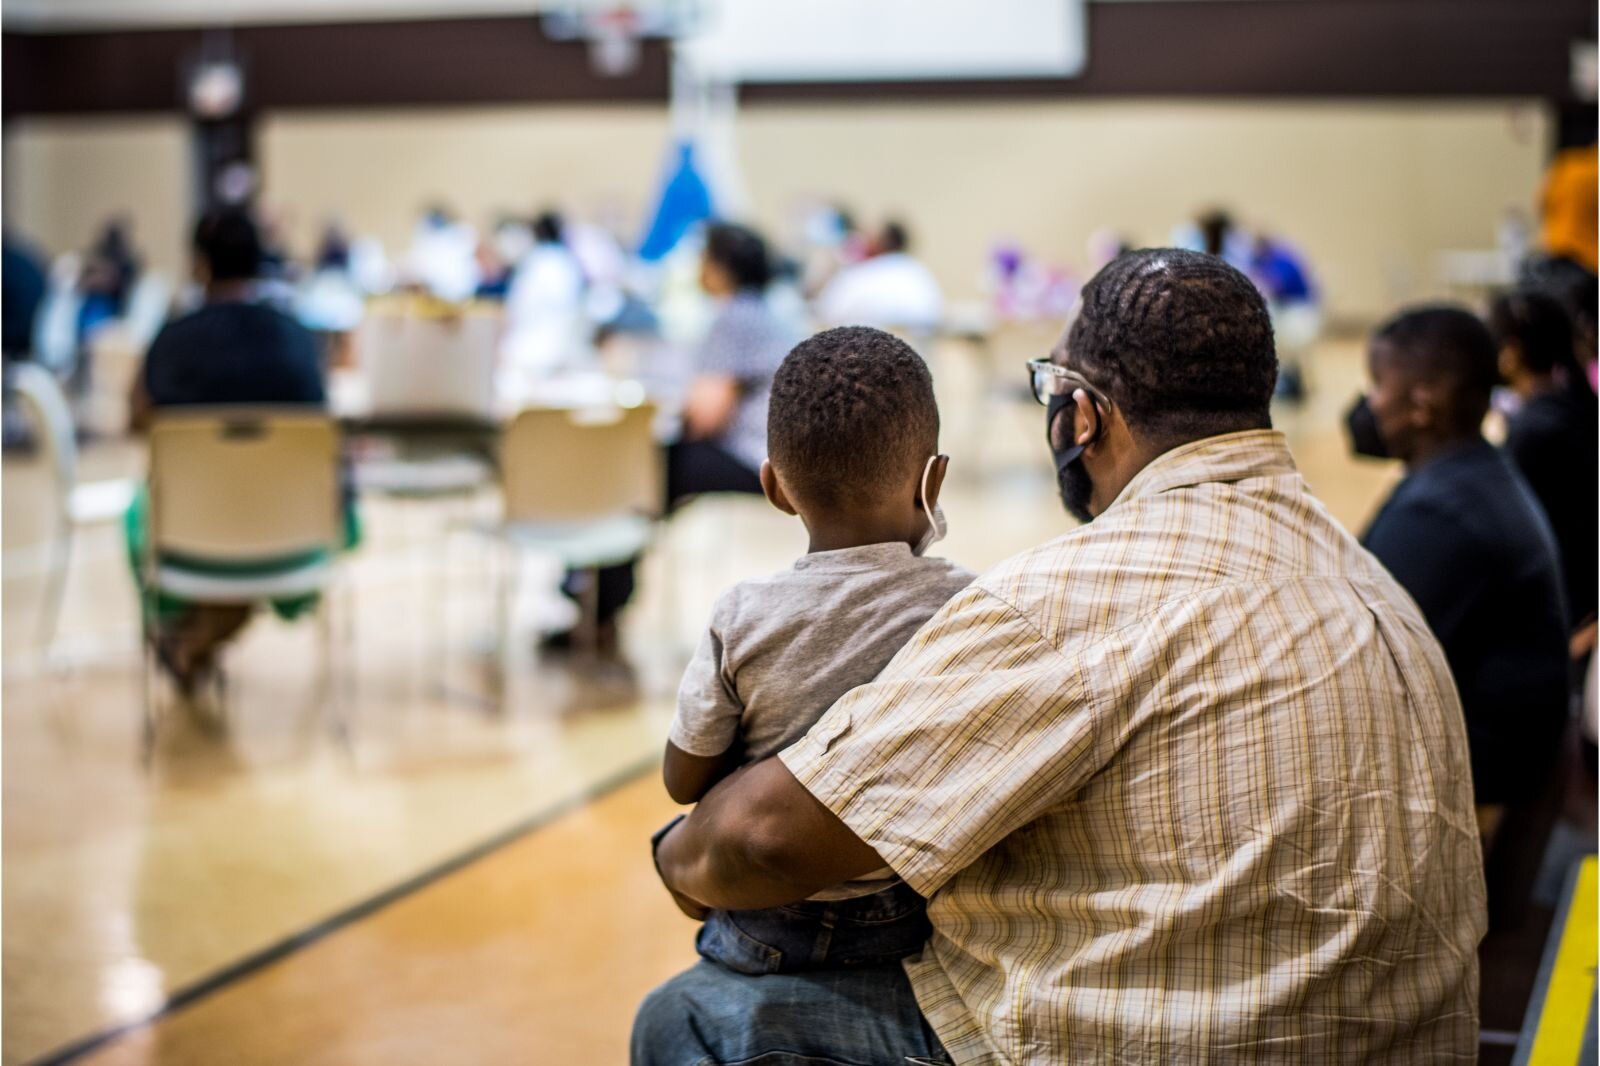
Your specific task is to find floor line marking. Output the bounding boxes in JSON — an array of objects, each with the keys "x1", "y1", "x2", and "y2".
[{"x1": 26, "y1": 753, "x2": 660, "y2": 1066}]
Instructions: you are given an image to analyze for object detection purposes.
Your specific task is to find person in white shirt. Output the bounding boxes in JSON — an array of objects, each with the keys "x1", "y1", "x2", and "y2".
[
  {"x1": 815, "y1": 221, "x2": 942, "y2": 334},
  {"x1": 500, "y1": 211, "x2": 588, "y2": 384},
  {"x1": 403, "y1": 205, "x2": 479, "y2": 303}
]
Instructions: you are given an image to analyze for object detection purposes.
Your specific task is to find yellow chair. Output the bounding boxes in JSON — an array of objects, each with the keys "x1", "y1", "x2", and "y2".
[
  {"x1": 143, "y1": 408, "x2": 347, "y2": 757},
  {"x1": 489, "y1": 402, "x2": 661, "y2": 699}
]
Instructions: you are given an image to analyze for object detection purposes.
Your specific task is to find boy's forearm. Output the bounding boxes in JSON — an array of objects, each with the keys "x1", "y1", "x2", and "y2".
[{"x1": 662, "y1": 740, "x2": 736, "y2": 805}]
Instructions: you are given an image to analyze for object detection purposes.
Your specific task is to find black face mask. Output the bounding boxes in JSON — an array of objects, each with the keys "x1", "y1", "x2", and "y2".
[
  {"x1": 1048, "y1": 392, "x2": 1098, "y2": 523},
  {"x1": 1344, "y1": 393, "x2": 1390, "y2": 459}
]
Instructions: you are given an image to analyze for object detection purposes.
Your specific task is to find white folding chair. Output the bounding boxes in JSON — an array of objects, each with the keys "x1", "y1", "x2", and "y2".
[
  {"x1": 489, "y1": 402, "x2": 661, "y2": 701},
  {"x1": 351, "y1": 307, "x2": 502, "y2": 684},
  {"x1": 5, "y1": 363, "x2": 136, "y2": 662},
  {"x1": 142, "y1": 408, "x2": 347, "y2": 758},
  {"x1": 359, "y1": 306, "x2": 500, "y2": 418},
  {"x1": 354, "y1": 306, "x2": 500, "y2": 496}
]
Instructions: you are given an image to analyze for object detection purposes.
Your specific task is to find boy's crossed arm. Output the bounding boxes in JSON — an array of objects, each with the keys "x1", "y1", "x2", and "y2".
[
  {"x1": 663, "y1": 622, "x2": 745, "y2": 805},
  {"x1": 663, "y1": 741, "x2": 741, "y2": 804}
]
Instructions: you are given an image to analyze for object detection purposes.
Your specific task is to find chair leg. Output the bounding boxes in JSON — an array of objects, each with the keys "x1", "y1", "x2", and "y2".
[
  {"x1": 577, "y1": 567, "x2": 602, "y2": 656},
  {"x1": 494, "y1": 539, "x2": 516, "y2": 711},
  {"x1": 139, "y1": 619, "x2": 159, "y2": 768},
  {"x1": 319, "y1": 589, "x2": 350, "y2": 756},
  {"x1": 429, "y1": 496, "x2": 459, "y2": 692},
  {"x1": 38, "y1": 525, "x2": 72, "y2": 663},
  {"x1": 341, "y1": 569, "x2": 358, "y2": 726}
]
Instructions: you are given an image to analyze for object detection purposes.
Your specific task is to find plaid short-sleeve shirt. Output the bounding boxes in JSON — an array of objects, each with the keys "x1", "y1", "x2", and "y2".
[{"x1": 780, "y1": 430, "x2": 1486, "y2": 1065}]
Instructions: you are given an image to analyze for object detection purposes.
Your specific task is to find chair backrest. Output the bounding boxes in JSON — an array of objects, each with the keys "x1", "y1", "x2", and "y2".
[
  {"x1": 147, "y1": 408, "x2": 341, "y2": 563},
  {"x1": 500, "y1": 403, "x2": 661, "y2": 525},
  {"x1": 6, "y1": 363, "x2": 78, "y2": 517},
  {"x1": 358, "y1": 307, "x2": 500, "y2": 418}
]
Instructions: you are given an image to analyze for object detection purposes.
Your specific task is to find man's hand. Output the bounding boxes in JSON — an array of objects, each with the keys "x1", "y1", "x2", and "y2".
[
  {"x1": 651, "y1": 813, "x2": 708, "y2": 920},
  {"x1": 665, "y1": 885, "x2": 709, "y2": 921}
]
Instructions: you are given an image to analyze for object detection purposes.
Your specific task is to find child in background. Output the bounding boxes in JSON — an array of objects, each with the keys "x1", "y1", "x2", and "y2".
[{"x1": 661, "y1": 325, "x2": 974, "y2": 975}]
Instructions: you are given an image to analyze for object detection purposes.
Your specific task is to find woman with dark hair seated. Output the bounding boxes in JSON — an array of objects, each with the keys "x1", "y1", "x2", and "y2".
[{"x1": 554, "y1": 222, "x2": 798, "y2": 652}]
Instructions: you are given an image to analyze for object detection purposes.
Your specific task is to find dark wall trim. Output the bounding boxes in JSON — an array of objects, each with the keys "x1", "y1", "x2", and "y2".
[
  {"x1": 4, "y1": 1, "x2": 1594, "y2": 120},
  {"x1": 2, "y1": 17, "x2": 671, "y2": 118}
]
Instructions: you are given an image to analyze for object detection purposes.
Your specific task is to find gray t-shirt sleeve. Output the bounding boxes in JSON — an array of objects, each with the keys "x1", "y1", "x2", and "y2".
[{"x1": 667, "y1": 597, "x2": 745, "y2": 757}]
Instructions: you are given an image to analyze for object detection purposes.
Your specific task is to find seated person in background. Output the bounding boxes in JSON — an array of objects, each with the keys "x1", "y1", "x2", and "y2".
[
  {"x1": 815, "y1": 220, "x2": 942, "y2": 334},
  {"x1": 661, "y1": 326, "x2": 973, "y2": 974},
  {"x1": 1537, "y1": 138, "x2": 1597, "y2": 276},
  {"x1": 1348, "y1": 306, "x2": 1568, "y2": 834},
  {"x1": 3, "y1": 232, "x2": 47, "y2": 365},
  {"x1": 128, "y1": 208, "x2": 348, "y2": 695},
  {"x1": 500, "y1": 210, "x2": 587, "y2": 381},
  {"x1": 557, "y1": 222, "x2": 797, "y2": 650},
  {"x1": 1488, "y1": 289, "x2": 1599, "y2": 644},
  {"x1": 1250, "y1": 231, "x2": 1319, "y2": 401}
]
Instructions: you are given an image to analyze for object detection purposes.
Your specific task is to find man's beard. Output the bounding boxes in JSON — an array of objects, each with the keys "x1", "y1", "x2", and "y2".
[{"x1": 1057, "y1": 459, "x2": 1095, "y2": 524}]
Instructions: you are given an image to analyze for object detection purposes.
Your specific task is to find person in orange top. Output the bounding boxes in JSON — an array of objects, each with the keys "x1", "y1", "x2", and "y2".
[{"x1": 1539, "y1": 142, "x2": 1598, "y2": 273}]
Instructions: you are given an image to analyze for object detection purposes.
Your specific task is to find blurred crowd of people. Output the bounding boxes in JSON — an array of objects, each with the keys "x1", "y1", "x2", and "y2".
[{"x1": 1, "y1": 136, "x2": 1593, "y2": 728}]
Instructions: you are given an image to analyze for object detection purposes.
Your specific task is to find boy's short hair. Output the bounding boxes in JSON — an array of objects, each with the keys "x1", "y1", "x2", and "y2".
[{"x1": 768, "y1": 326, "x2": 938, "y2": 510}]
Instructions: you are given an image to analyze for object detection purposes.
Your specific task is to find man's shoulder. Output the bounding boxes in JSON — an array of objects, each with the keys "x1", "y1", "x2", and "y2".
[
  {"x1": 1383, "y1": 451, "x2": 1549, "y2": 554},
  {"x1": 973, "y1": 486, "x2": 1386, "y2": 650},
  {"x1": 149, "y1": 307, "x2": 211, "y2": 347},
  {"x1": 159, "y1": 302, "x2": 307, "y2": 343}
]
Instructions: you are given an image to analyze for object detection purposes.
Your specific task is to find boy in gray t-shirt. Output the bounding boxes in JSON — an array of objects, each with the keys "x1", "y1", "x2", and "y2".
[{"x1": 660, "y1": 326, "x2": 974, "y2": 975}]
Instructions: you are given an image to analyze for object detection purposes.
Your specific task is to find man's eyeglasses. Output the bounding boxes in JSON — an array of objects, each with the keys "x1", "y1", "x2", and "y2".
[{"x1": 1025, "y1": 359, "x2": 1106, "y2": 408}]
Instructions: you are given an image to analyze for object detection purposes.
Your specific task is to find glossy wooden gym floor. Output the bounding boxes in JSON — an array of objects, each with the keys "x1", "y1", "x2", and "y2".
[{"x1": 2, "y1": 332, "x2": 1406, "y2": 1065}]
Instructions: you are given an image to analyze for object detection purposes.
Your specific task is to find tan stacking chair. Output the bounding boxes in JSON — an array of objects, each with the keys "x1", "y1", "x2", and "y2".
[
  {"x1": 142, "y1": 408, "x2": 347, "y2": 758},
  {"x1": 490, "y1": 402, "x2": 661, "y2": 700}
]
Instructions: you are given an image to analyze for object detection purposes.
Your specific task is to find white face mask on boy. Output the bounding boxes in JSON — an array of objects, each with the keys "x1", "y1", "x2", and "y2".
[{"x1": 913, "y1": 454, "x2": 948, "y2": 557}]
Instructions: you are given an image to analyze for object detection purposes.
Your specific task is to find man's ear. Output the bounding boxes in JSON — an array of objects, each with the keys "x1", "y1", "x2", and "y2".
[
  {"x1": 1407, "y1": 383, "x2": 1439, "y2": 430},
  {"x1": 1049, "y1": 388, "x2": 1100, "y2": 452},
  {"x1": 760, "y1": 460, "x2": 798, "y2": 515},
  {"x1": 919, "y1": 454, "x2": 950, "y2": 511}
]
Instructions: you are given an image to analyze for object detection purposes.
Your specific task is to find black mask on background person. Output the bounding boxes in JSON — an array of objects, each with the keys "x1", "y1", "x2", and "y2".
[
  {"x1": 1048, "y1": 392, "x2": 1097, "y2": 523},
  {"x1": 1344, "y1": 393, "x2": 1390, "y2": 459}
]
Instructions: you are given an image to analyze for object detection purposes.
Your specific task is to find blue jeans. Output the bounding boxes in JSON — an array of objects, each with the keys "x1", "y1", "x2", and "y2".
[
  {"x1": 697, "y1": 881, "x2": 931, "y2": 975},
  {"x1": 631, "y1": 958, "x2": 952, "y2": 1066}
]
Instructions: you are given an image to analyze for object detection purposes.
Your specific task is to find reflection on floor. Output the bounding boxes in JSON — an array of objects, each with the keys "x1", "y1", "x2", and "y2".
[
  {"x1": 74, "y1": 775, "x2": 695, "y2": 1066},
  {"x1": 3, "y1": 334, "x2": 1407, "y2": 1065}
]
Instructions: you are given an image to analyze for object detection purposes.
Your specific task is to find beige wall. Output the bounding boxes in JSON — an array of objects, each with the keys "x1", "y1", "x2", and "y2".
[
  {"x1": 4, "y1": 99, "x2": 1548, "y2": 323},
  {"x1": 3, "y1": 115, "x2": 192, "y2": 280},
  {"x1": 258, "y1": 106, "x2": 675, "y2": 262}
]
